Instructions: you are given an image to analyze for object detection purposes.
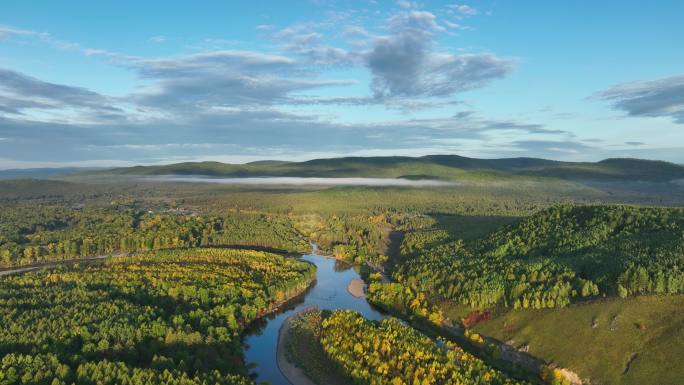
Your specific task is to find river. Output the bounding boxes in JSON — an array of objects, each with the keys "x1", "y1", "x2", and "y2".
[
  {"x1": 243, "y1": 251, "x2": 387, "y2": 385},
  {"x1": 0, "y1": 248, "x2": 383, "y2": 385}
]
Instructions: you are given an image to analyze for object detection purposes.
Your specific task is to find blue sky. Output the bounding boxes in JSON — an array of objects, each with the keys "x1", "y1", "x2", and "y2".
[{"x1": 1, "y1": 0, "x2": 683, "y2": 168}]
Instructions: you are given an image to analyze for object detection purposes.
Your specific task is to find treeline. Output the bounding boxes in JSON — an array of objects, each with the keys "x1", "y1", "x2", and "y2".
[
  {"x1": 318, "y1": 310, "x2": 529, "y2": 385},
  {"x1": 0, "y1": 206, "x2": 309, "y2": 267},
  {"x1": 393, "y1": 205, "x2": 684, "y2": 310},
  {"x1": 0, "y1": 354, "x2": 252, "y2": 385},
  {"x1": 0, "y1": 205, "x2": 407, "y2": 269},
  {"x1": 0, "y1": 248, "x2": 315, "y2": 385}
]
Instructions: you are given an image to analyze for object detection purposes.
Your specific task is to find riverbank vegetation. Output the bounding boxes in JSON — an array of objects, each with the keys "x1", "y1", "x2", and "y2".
[
  {"x1": 366, "y1": 277, "x2": 445, "y2": 326},
  {"x1": 293, "y1": 213, "x2": 388, "y2": 266},
  {"x1": 284, "y1": 310, "x2": 355, "y2": 385},
  {"x1": 285, "y1": 309, "x2": 532, "y2": 385},
  {"x1": 318, "y1": 310, "x2": 530, "y2": 385},
  {"x1": 0, "y1": 248, "x2": 315, "y2": 384}
]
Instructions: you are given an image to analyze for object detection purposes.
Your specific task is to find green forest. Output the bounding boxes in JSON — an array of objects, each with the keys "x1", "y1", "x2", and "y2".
[
  {"x1": 0, "y1": 206, "x2": 309, "y2": 267},
  {"x1": 0, "y1": 248, "x2": 314, "y2": 385},
  {"x1": 1, "y1": 163, "x2": 684, "y2": 385},
  {"x1": 392, "y1": 205, "x2": 684, "y2": 310}
]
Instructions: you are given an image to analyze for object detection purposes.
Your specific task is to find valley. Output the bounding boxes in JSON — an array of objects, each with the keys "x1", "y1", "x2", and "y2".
[
  {"x1": 1, "y1": 155, "x2": 684, "y2": 385},
  {"x1": 4, "y1": 2, "x2": 682, "y2": 384}
]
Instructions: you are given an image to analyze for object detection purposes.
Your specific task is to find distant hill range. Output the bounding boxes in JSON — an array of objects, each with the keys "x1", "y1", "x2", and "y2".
[
  {"x1": 87, "y1": 155, "x2": 684, "y2": 183},
  {"x1": 0, "y1": 167, "x2": 101, "y2": 180}
]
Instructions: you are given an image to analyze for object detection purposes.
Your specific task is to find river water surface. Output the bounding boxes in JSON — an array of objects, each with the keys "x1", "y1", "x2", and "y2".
[{"x1": 243, "y1": 252, "x2": 386, "y2": 385}]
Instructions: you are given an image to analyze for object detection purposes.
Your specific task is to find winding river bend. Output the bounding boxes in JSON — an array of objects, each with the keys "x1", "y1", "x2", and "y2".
[
  {"x1": 0, "y1": 248, "x2": 383, "y2": 385},
  {"x1": 243, "y1": 251, "x2": 386, "y2": 385}
]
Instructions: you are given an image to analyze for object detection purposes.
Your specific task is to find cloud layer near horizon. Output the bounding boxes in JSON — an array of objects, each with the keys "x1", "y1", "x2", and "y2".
[{"x1": 1, "y1": 2, "x2": 683, "y2": 168}]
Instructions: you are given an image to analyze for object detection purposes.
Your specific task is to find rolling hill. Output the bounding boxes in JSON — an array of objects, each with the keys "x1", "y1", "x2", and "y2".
[{"x1": 86, "y1": 155, "x2": 684, "y2": 182}]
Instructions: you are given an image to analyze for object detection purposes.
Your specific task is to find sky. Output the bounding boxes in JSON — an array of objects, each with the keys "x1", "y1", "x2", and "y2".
[{"x1": 1, "y1": 0, "x2": 683, "y2": 169}]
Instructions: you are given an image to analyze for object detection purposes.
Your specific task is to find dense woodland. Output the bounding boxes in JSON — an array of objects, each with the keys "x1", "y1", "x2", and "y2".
[
  {"x1": 317, "y1": 310, "x2": 529, "y2": 385},
  {"x1": 2, "y1": 173, "x2": 684, "y2": 385},
  {"x1": 366, "y1": 274, "x2": 445, "y2": 326},
  {"x1": 0, "y1": 206, "x2": 309, "y2": 267},
  {"x1": 393, "y1": 205, "x2": 684, "y2": 310},
  {"x1": 285, "y1": 310, "x2": 354, "y2": 385},
  {"x1": 295, "y1": 213, "x2": 389, "y2": 266},
  {"x1": 0, "y1": 202, "x2": 398, "y2": 269},
  {"x1": 0, "y1": 248, "x2": 314, "y2": 385}
]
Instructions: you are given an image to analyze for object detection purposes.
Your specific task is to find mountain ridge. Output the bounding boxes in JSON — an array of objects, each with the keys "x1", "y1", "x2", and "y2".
[{"x1": 79, "y1": 155, "x2": 684, "y2": 182}]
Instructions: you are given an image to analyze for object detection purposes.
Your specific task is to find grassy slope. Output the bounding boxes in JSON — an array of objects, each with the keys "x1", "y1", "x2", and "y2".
[
  {"x1": 471, "y1": 295, "x2": 684, "y2": 385},
  {"x1": 88, "y1": 155, "x2": 684, "y2": 183}
]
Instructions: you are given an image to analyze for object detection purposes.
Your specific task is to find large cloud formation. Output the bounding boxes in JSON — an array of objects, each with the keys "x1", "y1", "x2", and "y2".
[
  {"x1": 0, "y1": 68, "x2": 120, "y2": 117},
  {"x1": 130, "y1": 50, "x2": 351, "y2": 108},
  {"x1": 598, "y1": 74, "x2": 684, "y2": 124},
  {"x1": 1, "y1": 4, "x2": 607, "y2": 168},
  {"x1": 366, "y1": 11, "x2": 513, "y2": 98}
]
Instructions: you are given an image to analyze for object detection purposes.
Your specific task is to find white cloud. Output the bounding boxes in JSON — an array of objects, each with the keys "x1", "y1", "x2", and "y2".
[
  {"x1": 397, "y1": 0, "x2": 413, "y2": 9},
  {"x1": 0, "y1": 26, "x2": 47, "y2": 41},
  {"x1": 365, "y1": 11, "x2": 513, "y2": 98},
  {"x1": 447, "y1": 4, "x2": 478, "y2": 16},
  {"x1": 0, "y1": 158, "x2": 138, "y2": 170},
  {"x1": 148, "y1": 35, "x2": 167, "y2": 43}
]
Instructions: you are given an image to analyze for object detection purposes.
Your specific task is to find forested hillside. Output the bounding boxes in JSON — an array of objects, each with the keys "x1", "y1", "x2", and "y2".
[
  {"x1": 393, "y1": 205, "x2": 684, "y2": 310},
  {"x1": 0, "y1": 248, "x2": 314, "y2": 385},
  {"x1": 476, "y1": 205, "x2": 684, "y2": 296}
]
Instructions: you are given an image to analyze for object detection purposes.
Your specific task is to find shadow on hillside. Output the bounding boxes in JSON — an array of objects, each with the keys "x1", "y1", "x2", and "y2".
[{"x1": 433, "y1": 214, "x2": 520, "y2": 241}]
